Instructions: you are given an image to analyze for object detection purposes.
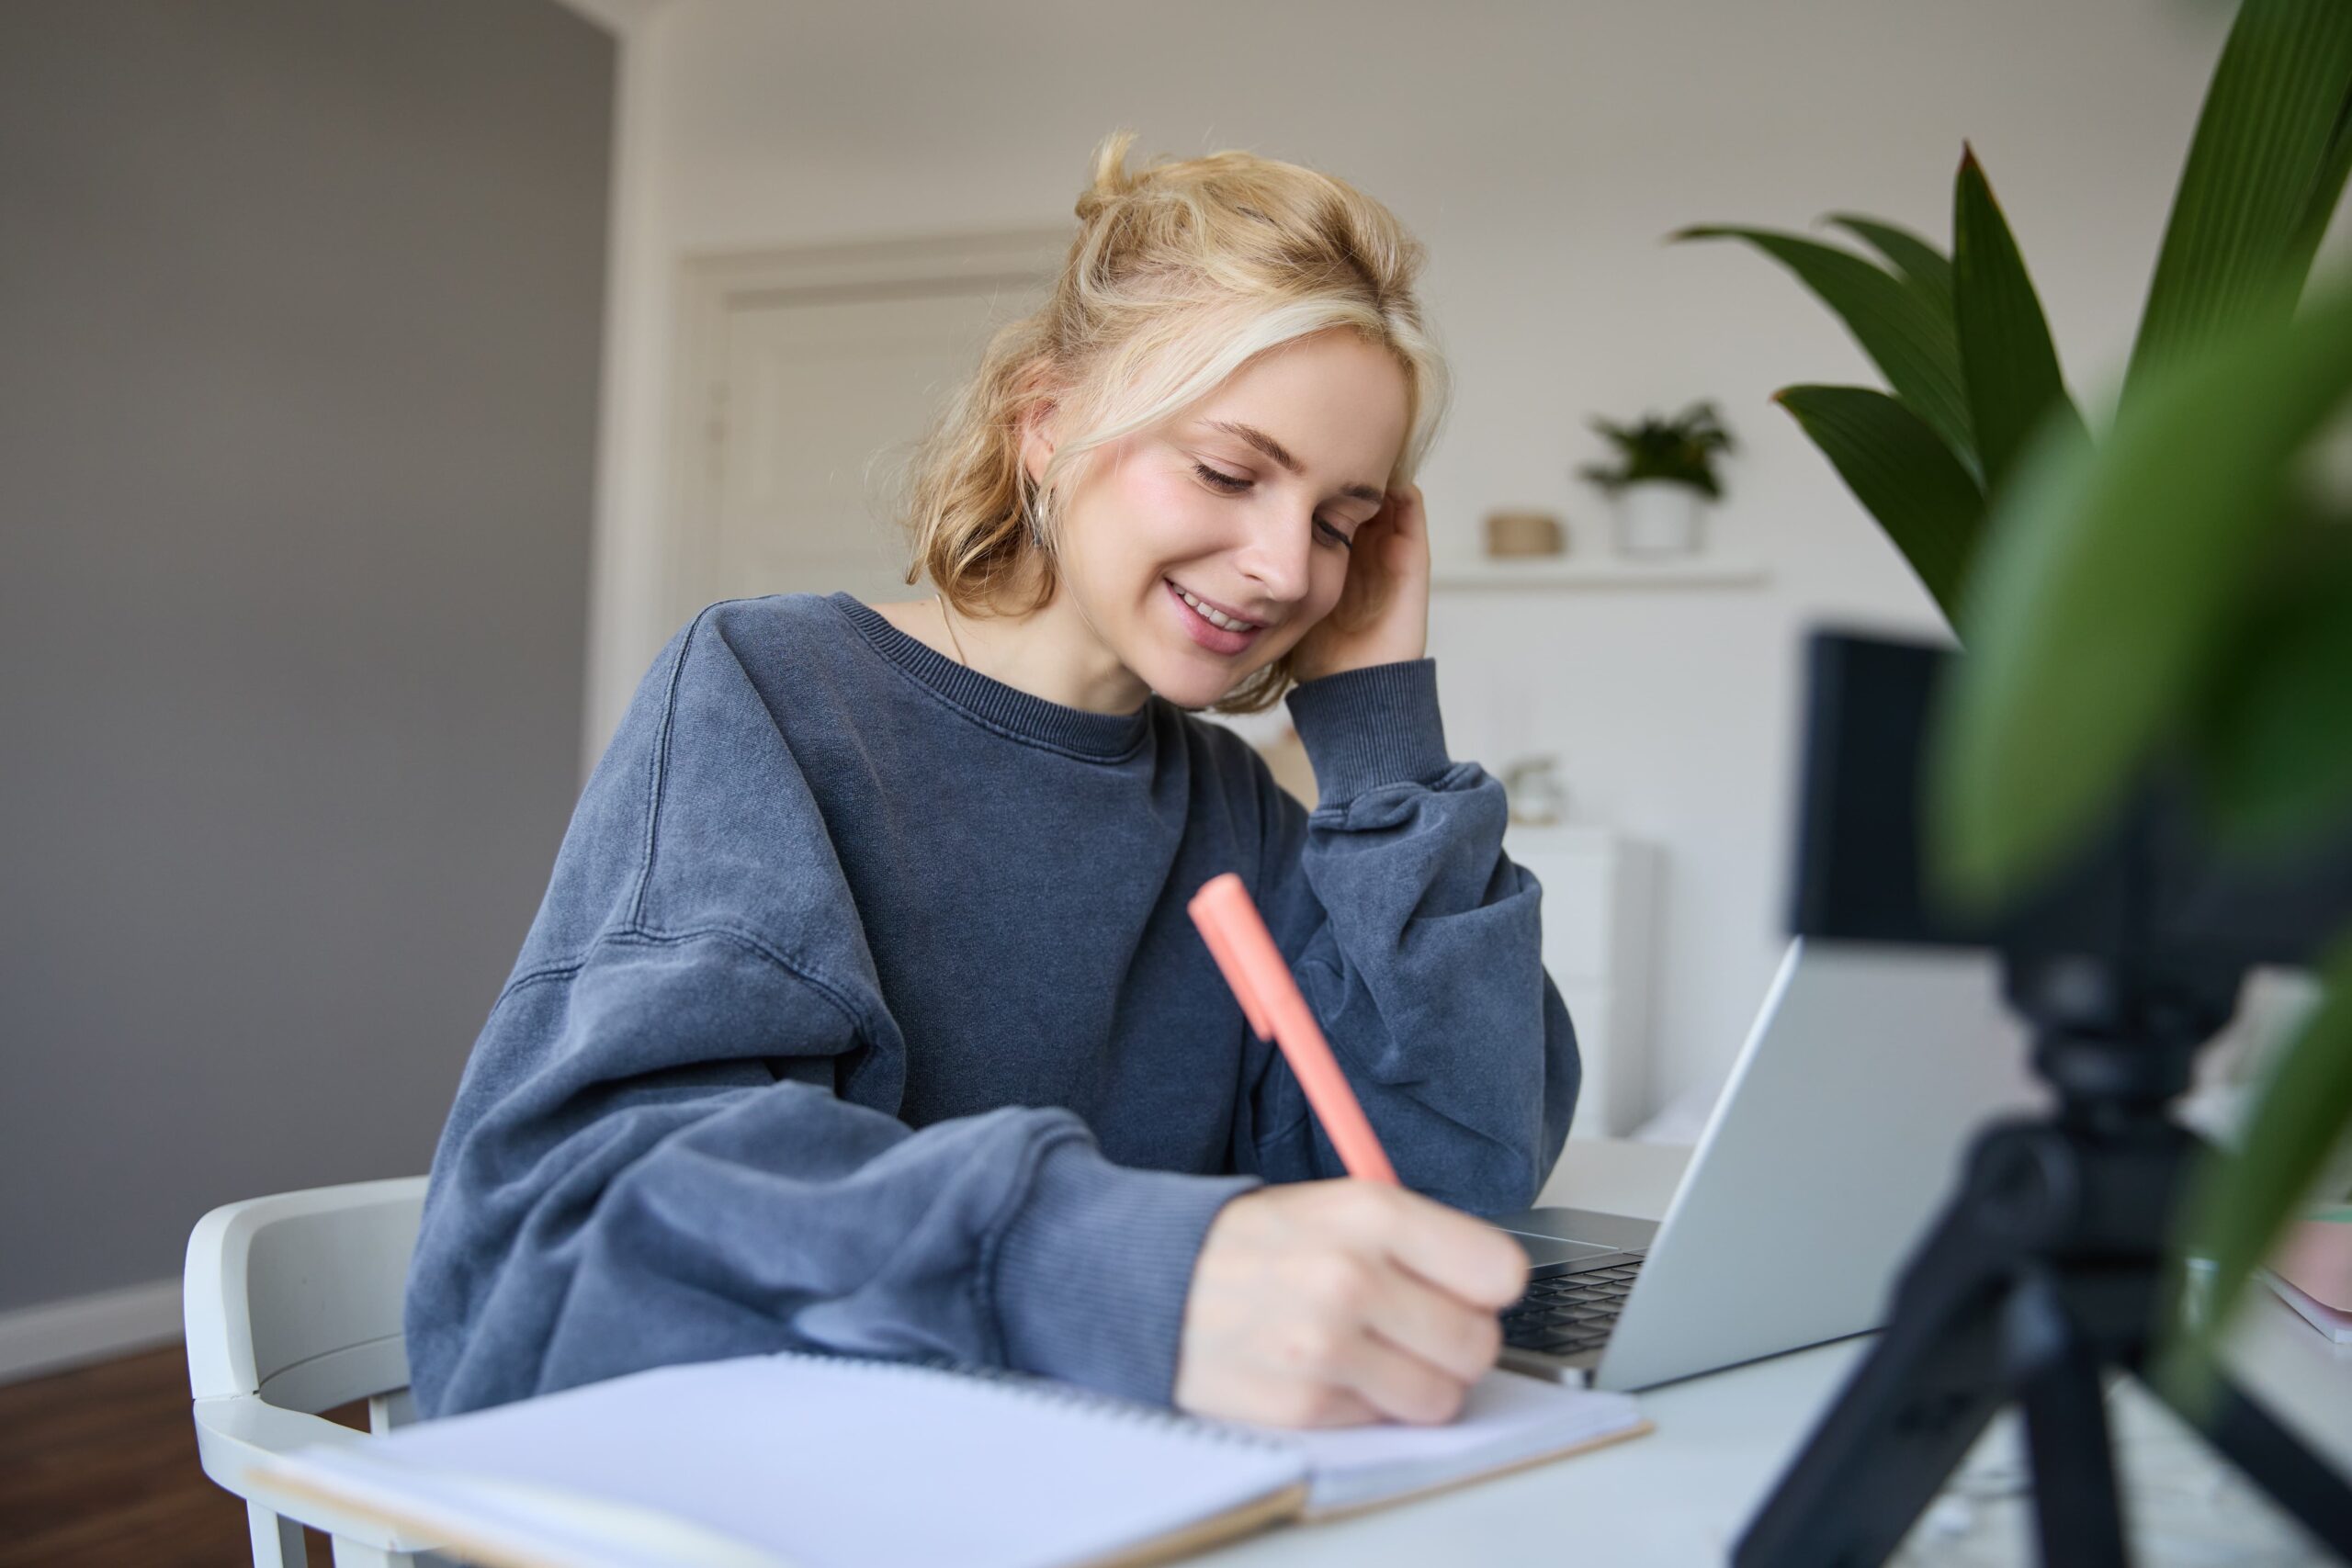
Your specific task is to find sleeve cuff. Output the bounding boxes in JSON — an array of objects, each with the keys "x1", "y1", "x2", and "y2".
[
  {"x1": 1284, "y1": 658, "x2": 1453, "y2": 804},
  {"x1": 990, "y1": 1138, "x2": 1261, "y2": 1404}
]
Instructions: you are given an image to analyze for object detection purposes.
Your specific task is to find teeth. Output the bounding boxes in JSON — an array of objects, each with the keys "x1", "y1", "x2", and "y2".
[{"x1": 1177, "y1": 586, "x2": 1253, "y2": 632}]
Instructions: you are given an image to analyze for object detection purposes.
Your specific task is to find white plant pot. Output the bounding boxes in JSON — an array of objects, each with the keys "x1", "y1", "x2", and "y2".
[{"x1": 1611, "y1": 480, "x2": 1708, "y2": 558}]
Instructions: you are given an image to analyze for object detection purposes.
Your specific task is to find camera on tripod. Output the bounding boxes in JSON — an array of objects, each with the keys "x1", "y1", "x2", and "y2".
[{"x1": 1736, "y1": 629, "x2": 2352, "y2": 1568}]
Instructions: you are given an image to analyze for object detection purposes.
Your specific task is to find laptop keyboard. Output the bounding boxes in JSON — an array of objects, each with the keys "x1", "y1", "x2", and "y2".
[{"x1": 1499, "y1": 1258, "x2": 1644, "y2": 1358}]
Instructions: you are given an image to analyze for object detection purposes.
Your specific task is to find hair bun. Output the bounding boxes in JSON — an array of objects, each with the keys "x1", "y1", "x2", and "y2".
[{"x1": 1075, "y1": 128, "x2": 1146, "y2": 223}]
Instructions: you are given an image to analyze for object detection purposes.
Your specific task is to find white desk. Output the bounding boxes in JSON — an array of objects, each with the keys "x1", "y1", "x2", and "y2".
[{"x1": 1197, "y1": 1139, "x2": 2352, "y2": 1566}]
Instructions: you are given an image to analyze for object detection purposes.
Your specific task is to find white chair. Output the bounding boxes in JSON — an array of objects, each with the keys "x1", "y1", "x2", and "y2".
[{"x1": 184, "y1": 1175, "x2": 448, "y2": 1568}]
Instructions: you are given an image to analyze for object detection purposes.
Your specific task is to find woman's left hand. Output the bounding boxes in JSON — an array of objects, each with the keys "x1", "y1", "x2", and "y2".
[{"x1": 1288, "y1": 481, "x2": 1430, "y2": 684}]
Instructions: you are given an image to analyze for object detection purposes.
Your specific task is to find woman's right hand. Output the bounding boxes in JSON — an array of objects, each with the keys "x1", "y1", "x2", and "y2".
[{"x1": 1171, "y1": 1180, "x2": 1528, "y2": 1427}]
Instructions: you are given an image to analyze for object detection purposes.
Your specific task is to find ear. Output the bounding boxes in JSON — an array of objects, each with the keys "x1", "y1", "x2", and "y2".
[{"x1": 1018, "y1": 396, "x2": 1059, "y2": 488}]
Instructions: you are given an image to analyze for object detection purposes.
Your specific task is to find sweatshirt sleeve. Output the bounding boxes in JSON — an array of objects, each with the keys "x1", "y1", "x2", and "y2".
[
  {"x1": 1236, "y1": 659, "x2": 1580, "y2": 1213},
  {"x1": 403, "y1": 606, "x2": 1253, "y2": 1418}
]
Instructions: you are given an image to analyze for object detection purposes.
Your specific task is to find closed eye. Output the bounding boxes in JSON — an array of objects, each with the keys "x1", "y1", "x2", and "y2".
[{"x1": 1192, "y1": 462, "x2": 1355, "y2": 550}]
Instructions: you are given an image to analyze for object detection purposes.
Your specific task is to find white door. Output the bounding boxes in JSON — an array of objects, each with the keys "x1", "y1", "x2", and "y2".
[{"x1": 676, "y1": 233, "x2": 1066, "y2": 620}]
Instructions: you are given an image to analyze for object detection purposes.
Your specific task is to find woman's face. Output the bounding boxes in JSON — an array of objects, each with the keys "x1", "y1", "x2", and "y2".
[{"x1": 1023, "y1": 328, "x2": 1411, "y2": 710}]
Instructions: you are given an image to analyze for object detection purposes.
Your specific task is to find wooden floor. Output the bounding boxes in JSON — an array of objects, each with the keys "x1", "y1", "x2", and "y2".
[{"x1": 0, "y1": 1345, "x2": 362, "y2": 1566}]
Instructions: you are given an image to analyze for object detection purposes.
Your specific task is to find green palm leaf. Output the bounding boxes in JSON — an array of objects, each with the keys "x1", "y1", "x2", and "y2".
[
  {"x1": 1953, "y1": 146, "x2": 2086, "y2": 496},
  {"x1": 2126, "y1": 0, "x2": 2352, "y2": 397},
  {"x1": 2192, "y1": 534, "x2": 2352, "y2": 847},
  {"x1": 1672, "y1": 224, "x2": 1980, "y2": 483},
  {"x1": 1929, "y1": 264, "x2": 2352, "y2": 910},
  {"x1": 1822, "y1": 214, "x2": 1955, "y2": 314},
  {"x1": 2283, "y1": 86, "x2": 2352, "y2": 297},
  {"x1": 1774, "y1": 386, "x2": 1984, "y2": 626}
]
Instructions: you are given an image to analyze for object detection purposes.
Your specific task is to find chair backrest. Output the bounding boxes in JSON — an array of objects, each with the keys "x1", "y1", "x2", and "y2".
[{"x1": 184, "y1": 1176, "x2": 428, "y2": 1416}]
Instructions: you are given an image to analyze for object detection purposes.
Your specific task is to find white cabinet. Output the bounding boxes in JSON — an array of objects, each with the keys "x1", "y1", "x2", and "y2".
[{"x1": 1503, "y1": 826, "x2": 1657, "y2": 1139}]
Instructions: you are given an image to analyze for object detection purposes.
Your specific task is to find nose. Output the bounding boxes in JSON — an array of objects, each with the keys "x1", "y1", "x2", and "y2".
[{"x1": 1230, "y1": 508, "x2": 1315, "y2": 607}]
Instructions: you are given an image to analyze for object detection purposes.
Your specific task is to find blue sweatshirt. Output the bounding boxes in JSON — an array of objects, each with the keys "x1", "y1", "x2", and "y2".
[{"x1": 402, "y1": 592, "x2": 1579, "y2": 1418}]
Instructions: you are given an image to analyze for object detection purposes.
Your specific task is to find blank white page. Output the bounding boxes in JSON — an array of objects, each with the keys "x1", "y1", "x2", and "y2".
[
  {"x1": 271, "y1": 1352, "x2": 1305, "y2": 1568},
  {"x1": 1255, "y1": 1370, "x2": 1645, "y2": 1517}
]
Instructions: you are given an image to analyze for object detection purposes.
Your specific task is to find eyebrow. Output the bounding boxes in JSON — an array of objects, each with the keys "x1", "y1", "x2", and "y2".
[{"x1": 1203, "y1": 420, "x2": 1388, "y2": 507}]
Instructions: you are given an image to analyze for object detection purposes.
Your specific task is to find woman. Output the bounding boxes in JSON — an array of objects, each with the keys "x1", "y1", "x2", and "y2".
[{"x1": 403, "y1": 130, "x2": 1580, "y2": 1432}]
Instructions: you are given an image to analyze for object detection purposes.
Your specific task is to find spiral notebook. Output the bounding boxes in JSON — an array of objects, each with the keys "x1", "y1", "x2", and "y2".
[{"x1": 258, "y1": 1349, "x2": 1648, "y2": 1568}]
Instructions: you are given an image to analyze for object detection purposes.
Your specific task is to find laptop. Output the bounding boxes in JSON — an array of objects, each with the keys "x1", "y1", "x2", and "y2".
[{"x1": 1487, "y1": 936, "x2": 2046, "y2": 1391}]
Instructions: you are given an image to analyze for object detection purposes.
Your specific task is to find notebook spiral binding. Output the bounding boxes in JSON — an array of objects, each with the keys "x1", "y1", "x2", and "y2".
[{"x1": 774, "y1": 1347, "x2": 1295, "y2": 1457}]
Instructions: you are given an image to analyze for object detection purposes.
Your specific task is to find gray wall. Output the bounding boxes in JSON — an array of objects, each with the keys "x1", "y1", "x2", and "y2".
[{"x1": 0, "y1": 0, "x2": 613, "y2": 1311}]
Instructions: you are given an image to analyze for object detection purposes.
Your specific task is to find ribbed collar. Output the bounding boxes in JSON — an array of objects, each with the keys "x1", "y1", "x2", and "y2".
[{"x1": 827, "y1": 592, "x2": 1155, "y2": 762}]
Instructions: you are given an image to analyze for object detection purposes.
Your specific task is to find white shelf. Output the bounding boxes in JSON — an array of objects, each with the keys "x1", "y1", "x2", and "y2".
[{"x1": 1431, "y1": 556, "x2": 1767, "y2": 590}]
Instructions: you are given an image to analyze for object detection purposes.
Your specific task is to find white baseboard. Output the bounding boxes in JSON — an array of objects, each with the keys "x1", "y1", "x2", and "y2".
[{"x1": 0, "y1": 1277, "x2": 182, "y2": 1386}]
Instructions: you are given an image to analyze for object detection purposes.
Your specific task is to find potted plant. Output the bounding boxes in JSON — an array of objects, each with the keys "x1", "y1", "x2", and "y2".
[
  {"x1": 1576, "y1": 400, "x2": 1735, "y2": 558},
  {"x1": 1674, "y1": 0, "x2": 2352, "y2": 1425}
]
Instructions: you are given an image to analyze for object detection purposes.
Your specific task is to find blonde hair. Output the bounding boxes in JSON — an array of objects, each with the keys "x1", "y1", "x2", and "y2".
[{"x1": 891, "y1": 129, "x2": 1452, "y2": 714}]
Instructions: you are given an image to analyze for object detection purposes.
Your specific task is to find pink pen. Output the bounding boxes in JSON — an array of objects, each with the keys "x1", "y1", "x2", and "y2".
[{"x1": 1187, "y1": 872, "x2": 1399, "y2": 1185}]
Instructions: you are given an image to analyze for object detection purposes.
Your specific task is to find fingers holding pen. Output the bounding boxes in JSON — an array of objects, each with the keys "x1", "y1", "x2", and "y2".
[
  {"x1": 1375, "y1": 1186, "x2": 1531, "y2": 1312},
  {"x1": 1173, "y1": 1179, "x2": 1527, "y2": 1429}
]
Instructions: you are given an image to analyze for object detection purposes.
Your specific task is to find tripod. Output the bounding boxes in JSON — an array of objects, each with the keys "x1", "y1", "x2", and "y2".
[{"x1": 1735, "y1": 953, "x2": 2352, "y2": 1568}]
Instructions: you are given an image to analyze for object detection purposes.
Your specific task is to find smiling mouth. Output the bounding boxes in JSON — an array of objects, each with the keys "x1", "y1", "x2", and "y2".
[{"x1": 1166, "y1": 579, "x2": 1267, "y2": 633}]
